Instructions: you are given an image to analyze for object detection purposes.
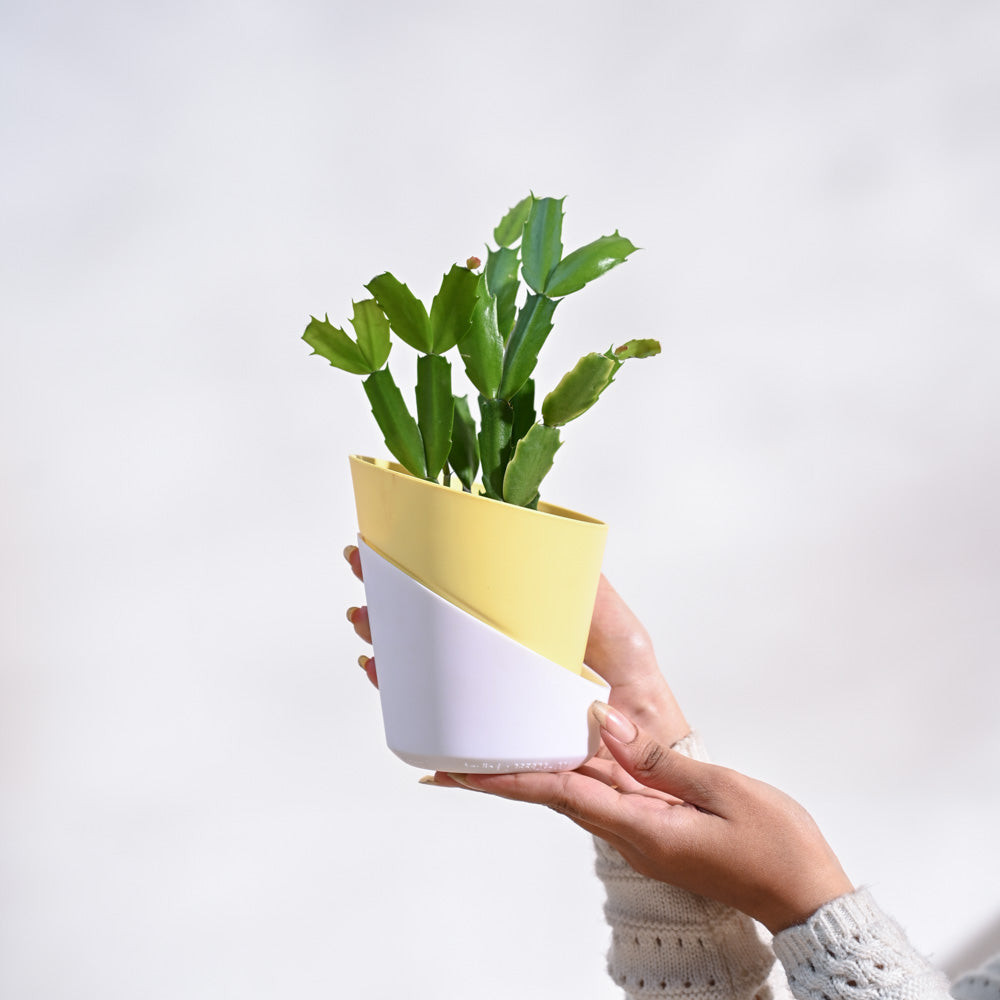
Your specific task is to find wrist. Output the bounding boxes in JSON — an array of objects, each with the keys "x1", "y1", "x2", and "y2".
[
  {"x1": 613, "y1": 679, "x2": 689, "y2": 748},
  {"x1": 759, "y1": 869, "x2": 855, "y2": 934}
]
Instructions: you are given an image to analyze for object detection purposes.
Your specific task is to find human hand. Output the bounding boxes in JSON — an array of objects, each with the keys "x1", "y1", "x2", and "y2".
[
  {"x1": 343, "y1": 544, "x2": 378, "y2": 688},
  {"x1": 444, "y1": 702, "x2": 854, "y2": 935},
  {"x1": 583, "y1": 575, "x2": 689, "y2": 749},
  {"x1": 343, "y1": 545, "x2": 851, "y2": 932},
  {"x1": 342, "y1": 543, "x2": 689, "y2": 748}
]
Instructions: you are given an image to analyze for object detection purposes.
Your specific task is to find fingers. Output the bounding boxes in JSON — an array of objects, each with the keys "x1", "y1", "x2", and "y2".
[
  {"x1": 358, "y1": 654, "x2": 378, "y2": 688},
  {"x1": 444, "y1": 768, "x2": 697, "y2": 868},
  {"x1": 344, "y1": 544, "x2": 375, "y2": 687},
  {"x1": 575, "y1": 756, "x2": 682, "y2": 803},
  {"x1": 343, "y1": 544, "x2": 363, "y2": 581},
  {"x1": 346, "y1": 605, "x2": 372, "y2": 644},
  {"x1": 444, "y1": 769, "x2": 626, "y2": 831},
  {"x1": 423, "y1": 770, "x2": 639, "y2": 855},
  {"x1": 591, "y1": 702, "x2": 719, "y2": 813}
]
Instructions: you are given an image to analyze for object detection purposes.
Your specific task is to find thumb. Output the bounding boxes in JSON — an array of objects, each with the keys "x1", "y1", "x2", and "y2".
[{"x1": 590, "y1": 702, "x2": 717, "y2": 812}]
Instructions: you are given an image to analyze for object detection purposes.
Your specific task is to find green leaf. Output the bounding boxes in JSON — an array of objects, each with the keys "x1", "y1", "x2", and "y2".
[
  {"x1": 521, "y1": 196, "x2": 564, "y2": 294},
  {"x1": 499, "y1": 293, "x2": 558, "y2": 400},
  {"x1": 415, "y1": 354, "x2": 454, "y2": 481},
  {"x1": 477, "y1": 395, "x2": 514, "y2": 500},
  {"x1": 429, "y1": 264, "x2": 480, "y2": 354},
  {"x1": 349, "y1": 299, "x2": 392, "y2": 370},
  {"x1": 459, "y1": 276, "x2": 503, "y2": 398},
  {"x1": 503, "y1": 423, "x2": 561, "y2": 508},
  {"x1": 509, "y1": 378, "x2": 536, "y2": 451},
  {"x1": 545, "y1": 232, "x2": 639, "y2": 298},
  {"x1": 366, "y1": 272, "x2": 432, "y2": 353},
  {"x1": 448, "y1": 395, "x2": 479, "y2": 491},
  {"x1": 613, "y1": 338, "x2": 661, "y2": 360},
  {"x1": 493, "y1": 195, "x2": 532, "y2": 247},
  {"x1": 302, "y1": 315, "x2": 371, "y2": 374},
  {"x1": 485, "y1": 246, "x2": 520, "y2": 342},
  {"x1": 363, "y1": 369, "x2": 427, "y2": 478},
  {"x1": 537, "y1": 341, "x2": 660, "y2": 428},
  {"x1": 541, "y1": 352, "x2": 618, "y2": 427}
]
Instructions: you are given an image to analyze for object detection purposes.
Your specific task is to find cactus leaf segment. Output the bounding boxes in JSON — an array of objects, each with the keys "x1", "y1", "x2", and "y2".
[
  {"x1": 541, "y1": 340, "x2": 661, "y2": 428},
  {"x1": 498, "y1": 293, "x2": 558, "y2": 401},
  {"x1": 349, "y1": 299, "x2": 392, "y2": 371},
  {"x1": 415, "y1": 354, "x2": 455, "y2": 481},
  {"x1": 493, "y1": 195, "x2": 532, "y2": 248},
  {"x1": 614, "y1": 337, "x2": 661, "y2": 360},
  {"x1": 521, "y1": 196, "x2": 564, "y2": 294},
  {"x1": 477, "y1": 395, "x2": 514, "y2": 500},
  {"x1": 363, "y1": 368, "x2": 427, "y2": 478},
  {"x1": 541, "y1": 352, "x2": 619, "y2": 428},
  {"x1": 460, "y1": 276, "x2": 503, "y2": 398},
  {"x1": 503, "y1": 422, "x2": 562, "y2": 508},
  {"x1": 428, "y1": 264, "x2": 480, "y2": 354},
  {"x1": 448, "y1": 395, "x2": 479, "y2": 491},
  {"x1": 545, "y1": 232, "x2": 640, "y2": 298},
  {"x1": 485, "y1": 246, "x2": 520, "y2": 342},
  {"x1": 366, "y1": 272, "x2": 433, "y2": 353},
  {"x1": 302, "y1": 315, "x2": 372, "y2": 375}
]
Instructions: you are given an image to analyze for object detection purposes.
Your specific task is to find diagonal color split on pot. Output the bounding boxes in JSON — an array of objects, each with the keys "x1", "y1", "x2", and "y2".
[
  {"x1": 358, "y1": 537, "x2": 607, "y2": 773},
  {"x1": 349, "y1": 455, "x2": 608, "y2": 677}
]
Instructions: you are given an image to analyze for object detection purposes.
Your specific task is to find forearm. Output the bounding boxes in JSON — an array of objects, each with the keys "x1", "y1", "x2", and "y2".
[{"x1": 595, "y1": 732, "x2": 777, "y2": 1000}]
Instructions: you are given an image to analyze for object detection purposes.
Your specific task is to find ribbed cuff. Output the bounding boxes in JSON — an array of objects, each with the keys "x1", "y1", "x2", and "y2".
[{"x1": 772, "y1": 889, "x2": 949, "y2": 1000}]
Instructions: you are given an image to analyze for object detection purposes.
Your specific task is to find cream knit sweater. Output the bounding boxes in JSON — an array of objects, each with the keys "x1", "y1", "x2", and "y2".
[{"x1": 595, "y1": 733, "x2": 997, "y2": 1000}]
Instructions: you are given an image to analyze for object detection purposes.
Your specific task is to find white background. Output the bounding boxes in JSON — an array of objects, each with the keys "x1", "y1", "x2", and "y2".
[{"x1": 3, "y1": 2, "x2": 999, "y2": 997}]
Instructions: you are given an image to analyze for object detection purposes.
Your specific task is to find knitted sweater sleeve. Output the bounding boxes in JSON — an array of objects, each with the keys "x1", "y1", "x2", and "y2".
[
  {"x1": 771, "y1": 889, "x2": 952, "y2": 1000},
  {"x1": 593, "y1": 734, "x2": 963, "y2": 1000},
  {"x1": 594, "y1": 731, "x2": 779, "y2": 1000}
]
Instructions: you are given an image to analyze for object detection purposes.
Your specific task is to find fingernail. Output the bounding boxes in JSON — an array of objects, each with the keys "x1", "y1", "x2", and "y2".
[
  {"x1": 448, "y1": 773, "x2": 480, "y2": 790},
  {"x1": 591, "y1": 701, "x2": 637, "y2": 744},
  {"x1": 346, "y1": 606, "x2": 359, "y2": 623},
  {"x1": 343, "y1": 545, "x2": 358, "y2": 563},
  {"x1": 358, "y1": 654, "x2": 370, "y2": 669},
  {"x1": 418, "y1": 775, "x2": 457, "y2": 788}
]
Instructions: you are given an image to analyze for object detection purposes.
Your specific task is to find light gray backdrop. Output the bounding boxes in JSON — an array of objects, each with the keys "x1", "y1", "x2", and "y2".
[{"x1": 2, "y1": 2, "x2": 998, "y2": 997}]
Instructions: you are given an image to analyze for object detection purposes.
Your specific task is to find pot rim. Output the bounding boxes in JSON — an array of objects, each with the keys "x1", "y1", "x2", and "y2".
[{"x1": 349, "y1": 454, "x2": 606, "y2": 527}]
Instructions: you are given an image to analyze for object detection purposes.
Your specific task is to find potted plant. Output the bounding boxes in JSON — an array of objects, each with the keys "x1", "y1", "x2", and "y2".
[{"x1": 303, "y1": 194, "x2": 659, "y2": 773}]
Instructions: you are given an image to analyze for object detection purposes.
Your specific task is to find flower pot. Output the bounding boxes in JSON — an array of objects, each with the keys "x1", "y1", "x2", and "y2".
[{"x1": 350, "y1": 455, "x2": 609, "y2": 773}]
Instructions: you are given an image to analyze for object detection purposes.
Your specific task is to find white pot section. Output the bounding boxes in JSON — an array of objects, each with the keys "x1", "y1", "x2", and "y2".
[{"x1": 358, "y1": 538, "x2": 608, "y2": 774}]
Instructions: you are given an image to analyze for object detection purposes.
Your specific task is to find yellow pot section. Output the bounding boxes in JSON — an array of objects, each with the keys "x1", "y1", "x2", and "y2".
[{"x1": 349, "y1": 455, "x2": 608, "y2": 675}]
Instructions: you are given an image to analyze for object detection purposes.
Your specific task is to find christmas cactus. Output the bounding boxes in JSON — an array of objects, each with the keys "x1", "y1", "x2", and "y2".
[{"x1": 303, "y1": 194, "x2": 659, "y2": 509}]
